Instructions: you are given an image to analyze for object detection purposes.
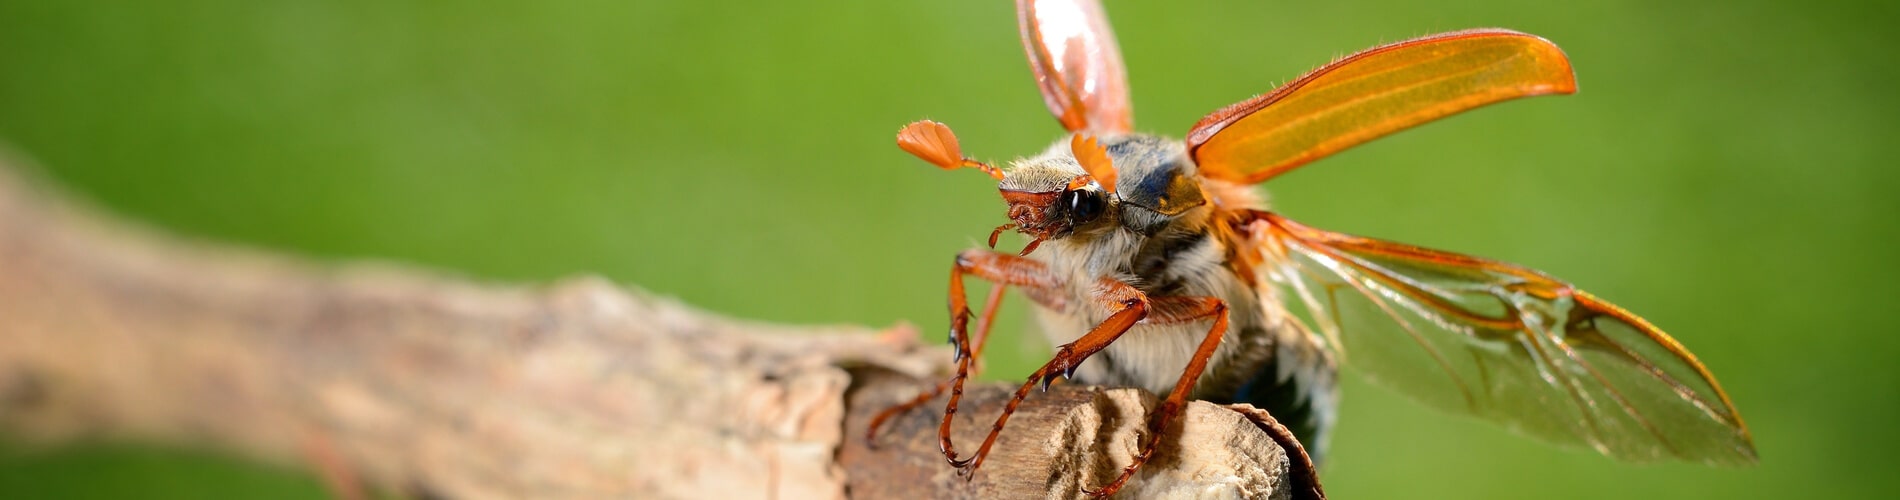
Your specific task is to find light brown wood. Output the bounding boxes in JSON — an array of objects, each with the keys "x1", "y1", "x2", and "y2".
[{"x1": 0, "y1": 158, "x2": 1302, "y2": 499}]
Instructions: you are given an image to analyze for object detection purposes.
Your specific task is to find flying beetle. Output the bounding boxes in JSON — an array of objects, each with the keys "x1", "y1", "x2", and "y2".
[{"x1": 869, "y1": 0, "x2": 1758, "y2": 496}]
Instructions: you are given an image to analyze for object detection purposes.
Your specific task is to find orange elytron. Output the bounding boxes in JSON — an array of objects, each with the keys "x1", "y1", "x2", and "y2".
[{"x1": 872, "y1": 1, "x2": 1757, "y2": 496}]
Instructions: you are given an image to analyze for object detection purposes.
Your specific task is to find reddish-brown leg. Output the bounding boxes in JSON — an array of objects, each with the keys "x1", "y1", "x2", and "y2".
[
  {"x1": 864, "y1": 282, "x2": 1007, "y2": 444},
  {"x1": 1084, "y1": 296, "x2": 1230, "y2": 497},
  {"x1": 952, "y1": 276, "x2": 1150, "y2": 478},
  {"x1": 901, "y1": 250, "x2": 1064, "y2": 465}
]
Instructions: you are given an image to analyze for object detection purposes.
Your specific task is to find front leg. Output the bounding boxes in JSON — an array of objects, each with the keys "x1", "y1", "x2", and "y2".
[
  {"x1": 907, "y1": 249, "x2": 1064, "y2": 466},
  {"x1": 953, "y1": 275, "x2": 1151, "y2": 478},
  {"x1": 864, "y1": 284, "x2": 1007, "y2": 446}
]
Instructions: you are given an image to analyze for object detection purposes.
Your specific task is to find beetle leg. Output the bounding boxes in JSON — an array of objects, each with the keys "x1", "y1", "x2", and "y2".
[
  {"x1": 952, "y1": 276, "x2": 1150, "y2": 478},
  {"x1": 878, "y1": 250, "x2": 1063, "y2": 465},
  {"x1": 1084, "y1": 296, "x2": 1230, "y2": 497},
  {"x1": 864, "y1": 282, "x2": 1007, "y2": 445}
]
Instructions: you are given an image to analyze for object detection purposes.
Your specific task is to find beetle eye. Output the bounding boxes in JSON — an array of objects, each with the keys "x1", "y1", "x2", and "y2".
[{"x1": 1064, "y1": 189, "x2": 1106, "y2": 225}]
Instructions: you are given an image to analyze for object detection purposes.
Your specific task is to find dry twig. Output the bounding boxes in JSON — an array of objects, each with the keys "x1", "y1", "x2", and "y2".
[{"x1": 0, "y1": 160, "x2": 1310, "y2": 499}]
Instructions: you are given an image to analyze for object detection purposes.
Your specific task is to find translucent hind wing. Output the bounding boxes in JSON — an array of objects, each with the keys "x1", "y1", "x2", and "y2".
[{"x1": 1257, "y1": 213, "x2": 1756, "y2": 464}]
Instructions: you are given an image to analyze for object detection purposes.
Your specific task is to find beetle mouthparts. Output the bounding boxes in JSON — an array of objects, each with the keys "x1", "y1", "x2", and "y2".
[{"x1": 1000, "y1": 190, "x2": 1063, "y2": 239}]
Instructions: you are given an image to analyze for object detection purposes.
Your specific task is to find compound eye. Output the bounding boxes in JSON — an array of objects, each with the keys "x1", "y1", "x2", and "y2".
[{"x1": 1064, "y1": 189, "x2": 1106, "y2": 225}]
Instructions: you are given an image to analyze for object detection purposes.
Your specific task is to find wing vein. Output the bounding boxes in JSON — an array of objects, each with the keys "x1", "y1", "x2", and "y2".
[{"x1": 1296, "y1": 239, "x2": 1480, "y2": 410}]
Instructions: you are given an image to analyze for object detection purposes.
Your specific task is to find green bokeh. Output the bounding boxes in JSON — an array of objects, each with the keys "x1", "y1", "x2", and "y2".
[{"x1": 1, "y1": 0, "x2": 1893, "y2": 497}]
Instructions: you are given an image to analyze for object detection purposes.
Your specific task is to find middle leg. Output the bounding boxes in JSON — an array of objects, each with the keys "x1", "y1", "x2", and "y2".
[{"x1": 1087, "y1": 295, "x2": 1230, "y2": 497}]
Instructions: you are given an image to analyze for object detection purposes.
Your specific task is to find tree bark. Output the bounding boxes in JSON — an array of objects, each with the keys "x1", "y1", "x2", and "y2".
[{"x1": 0, "y1": 159, "x2": 1316, "y2": 499}]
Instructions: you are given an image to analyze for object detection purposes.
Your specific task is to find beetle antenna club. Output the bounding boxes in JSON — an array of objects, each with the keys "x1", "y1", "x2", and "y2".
[{"x1": 897, "y1": 120, "x2": 1004, "y2": 180}]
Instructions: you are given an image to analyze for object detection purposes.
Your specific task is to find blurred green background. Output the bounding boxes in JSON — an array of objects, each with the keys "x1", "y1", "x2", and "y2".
[{"x1": 0, "y1": 0, "x2": 1893, "y2": 498}]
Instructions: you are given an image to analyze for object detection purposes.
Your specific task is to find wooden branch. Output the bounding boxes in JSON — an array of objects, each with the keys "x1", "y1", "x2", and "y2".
[{"x1": 0, "y1": 158, "x2": 1310, "y2": 499}]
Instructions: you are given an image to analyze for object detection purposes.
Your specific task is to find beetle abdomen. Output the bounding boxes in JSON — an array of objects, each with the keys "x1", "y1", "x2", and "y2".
[{"x1": 1217, "y1": 341, "x2": 1339, "y2": 462}]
